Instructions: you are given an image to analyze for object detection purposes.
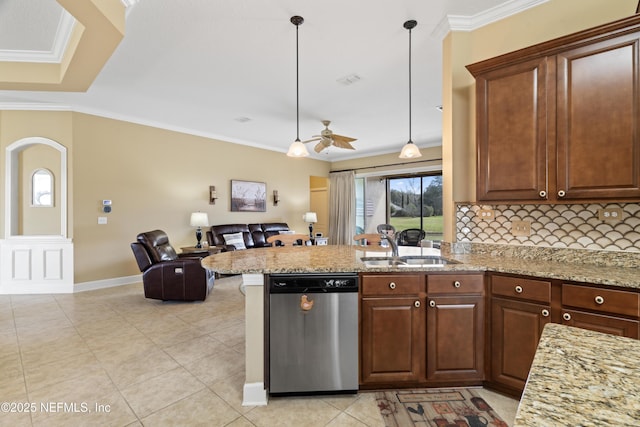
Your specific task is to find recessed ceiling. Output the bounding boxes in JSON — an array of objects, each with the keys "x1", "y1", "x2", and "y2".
[{"x1": 0, "y1": 0, "x2": 547, "y2": 161}]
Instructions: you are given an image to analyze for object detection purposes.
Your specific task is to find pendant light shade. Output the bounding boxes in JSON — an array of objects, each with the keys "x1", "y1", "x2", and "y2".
[
  {"x1": 399, "y1": 20, "x2": 422, "y2": 159},
  {"x1": 287, "y1": 16, "x2": 309, "y2": 158}
]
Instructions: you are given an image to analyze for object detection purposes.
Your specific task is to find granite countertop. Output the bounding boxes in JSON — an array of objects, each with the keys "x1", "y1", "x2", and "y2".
[
  {"x1": 200, "y1": 244, "x2": 640, "y2": 289},
  {"x1": 514, "y1": 323, "x2": 640, "y2": 426}
]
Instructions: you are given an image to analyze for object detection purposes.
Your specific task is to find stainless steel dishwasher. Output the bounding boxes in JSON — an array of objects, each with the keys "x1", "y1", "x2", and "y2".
[{"x1": 268, "y1": 273, "x2": 358, "y2": 395}]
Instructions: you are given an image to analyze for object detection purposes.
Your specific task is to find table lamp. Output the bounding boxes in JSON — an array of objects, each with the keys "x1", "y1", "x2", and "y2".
[
  {"x1": 303, "y1": 212, "x2": 317, "y2": 240},
  {"x1": 190, "y1": 212, "x2": 209, "y2": 248}
]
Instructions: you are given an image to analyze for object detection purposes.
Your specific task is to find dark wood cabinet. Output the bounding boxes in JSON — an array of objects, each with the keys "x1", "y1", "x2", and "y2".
[
  {"x1": 468, "y1": 15, "x2": 640, "y2": 203},
  {"x1": 488, "y1": 274, "x2": 552, "y2": 395},
  {"x1": 491, "y1": 297, "x2": 550, "y2": 394},
  {"x1": 561, "y1": 283, "x2": 640, "y2": 338},
  {"x1": 473, "y1": 57, "x2": 549, "y2": 202},
  {"x1": 360, "y1": 274, "x2": 425, "y2": 386},
  {"x1": 426, "y1": 274, "x2": 485, "y2": 383}
]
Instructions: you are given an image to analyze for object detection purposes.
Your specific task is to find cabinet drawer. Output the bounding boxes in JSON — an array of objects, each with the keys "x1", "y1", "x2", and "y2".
[
  {"x1": 361, "y1": 274, "x2": 424, "y2": 296},
  {"x1": 428, "y1": 274, "x2": 484, "y2": 294},
  {"x1": 562, "y1": 284, "x2": 640, "y2": 318},
  {"x1": 491, "y1": 275, "x2": 551, "y2": 303}
]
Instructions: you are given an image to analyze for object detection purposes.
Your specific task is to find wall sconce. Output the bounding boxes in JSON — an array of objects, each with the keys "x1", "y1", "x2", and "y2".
[
  {"x1": 273, "y1": 190, "x2": 280, "y2": 206},
  {"x1": 209, "y1": 186, "x2": 217, "y2": 205}
]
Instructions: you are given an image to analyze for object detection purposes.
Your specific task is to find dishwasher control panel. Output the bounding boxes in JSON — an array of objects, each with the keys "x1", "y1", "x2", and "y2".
[{"x1": 269, "y1": 273, "x2": 358, "y2": 293}]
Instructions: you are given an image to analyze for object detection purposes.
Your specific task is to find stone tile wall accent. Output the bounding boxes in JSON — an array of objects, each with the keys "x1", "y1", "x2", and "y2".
[{"x1": 456, "y1": 203, "x2": 640, "y2": 253}]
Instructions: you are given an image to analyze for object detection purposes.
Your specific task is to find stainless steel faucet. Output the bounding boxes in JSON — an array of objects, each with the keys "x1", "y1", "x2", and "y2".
[{"x1": 380, "y1": 234, "x2": 399, "y2": 257}]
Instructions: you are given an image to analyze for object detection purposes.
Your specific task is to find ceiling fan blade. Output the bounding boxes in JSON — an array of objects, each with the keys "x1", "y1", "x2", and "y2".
[
  {"x1": 332, "y1": 140, "x2": 356, "y2": 150},
  {"x1": 301, "y1": 137, "x2": 321, "y2": 144},
  {"x1": 332, "y1": 134, "x2": 357, "y2": 144},
  {"x1": 314, "y1": 139, "x2": 332, "y2": 153}
]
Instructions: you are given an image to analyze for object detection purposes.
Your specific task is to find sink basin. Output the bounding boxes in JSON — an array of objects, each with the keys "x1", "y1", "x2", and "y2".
[{"x1": 360, "y1": 256, "x2": 460, "y2": 268}]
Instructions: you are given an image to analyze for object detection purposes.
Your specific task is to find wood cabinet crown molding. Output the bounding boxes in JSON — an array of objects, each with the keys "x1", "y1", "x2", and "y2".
[{"x1": 466, "y1": 14, "x2": 640, "y2": 76}]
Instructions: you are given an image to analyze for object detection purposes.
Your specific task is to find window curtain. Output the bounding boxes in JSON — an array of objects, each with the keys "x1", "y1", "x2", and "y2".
[{"x1": 328, "y1": 170, "x2": 356, "y2": 245}]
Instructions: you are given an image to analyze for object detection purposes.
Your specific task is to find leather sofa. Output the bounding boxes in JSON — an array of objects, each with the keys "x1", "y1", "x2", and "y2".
[
  {"x1": 206, "y1": 223, "x2": 290, "y2": 251},
  {"x1": 131, "y1": 229, "x2": 214, "y2": 301}
]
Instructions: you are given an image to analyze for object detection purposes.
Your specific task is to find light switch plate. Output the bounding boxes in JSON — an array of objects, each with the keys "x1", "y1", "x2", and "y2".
[
  {"x1": 98, "y1": 217, "x2": 107, "y2": 225},
  {"x1": 511, "y1": 220, "x2": 531, "y2": 236}
]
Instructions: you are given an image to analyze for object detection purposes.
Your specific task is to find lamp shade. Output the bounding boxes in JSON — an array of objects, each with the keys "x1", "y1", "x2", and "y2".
[
  {"x1": 303, "y1": 212, "x2": 318, "y2": 223},
  {"x1": 399, "y1": 141, "x2": 422, "y2": 159},
  {"x1": 190, "y1": 212, "x2": 209, "y2": 227},
  {"x1": 287, "y1": 139, "x2": 309, "y2": 157}
]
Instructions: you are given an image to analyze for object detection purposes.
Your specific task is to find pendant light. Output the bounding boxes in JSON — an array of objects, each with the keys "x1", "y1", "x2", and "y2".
[
  {"x1": 286, "y1": 16, "x2": 310, "y2": 157},
  {"x1": 399, "y1": 20, "x2": 422, "y2": 159}
]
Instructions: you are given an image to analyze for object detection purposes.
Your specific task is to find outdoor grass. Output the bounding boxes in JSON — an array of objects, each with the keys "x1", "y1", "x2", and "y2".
[{"x1": 390, "y1": 216, "x2": 443, "y2": 234}]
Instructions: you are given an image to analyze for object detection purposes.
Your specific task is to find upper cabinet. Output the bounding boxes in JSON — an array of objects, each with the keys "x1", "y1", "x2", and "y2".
[{"x1": 468, "y1": 15, "x2": 640, "y2": 203}]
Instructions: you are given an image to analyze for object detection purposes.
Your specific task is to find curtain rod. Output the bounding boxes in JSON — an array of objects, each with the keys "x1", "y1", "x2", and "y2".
[{"x1": 329, "y1": 158, "x2": 443, "y2": 174}]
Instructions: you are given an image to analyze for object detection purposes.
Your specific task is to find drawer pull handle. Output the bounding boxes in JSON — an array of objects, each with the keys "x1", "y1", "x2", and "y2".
[
  {"x1": 558, "y1": 190, "x2": 566, "y2": 198},
  {"x1": 429, "y1": 300, "x2": 436, "y2": 308},
  {"x1": 414, "y1": 300, "x2": 421, "y2": 308},
  {"x1": 515, "y1": 285, "x2": 523, "y2": 294},
  {"x1": 563, "y1": 312, "x2": 571, "y2": 321},
  {"x1": 541, "y1": 309, "x2": 550, "y2": 317},
  {"x1": 389, "y1": 282, "x2": 396, "y2": 290},
  {"x1": 453, "y1": 281, "x2": 461, "y2": 288},
  {"x1": 539, "y1": 190, "x2": 547, "y2": 198},
  {"x1": 594, "y1": 295, "x2": 604, "y2": 305}
]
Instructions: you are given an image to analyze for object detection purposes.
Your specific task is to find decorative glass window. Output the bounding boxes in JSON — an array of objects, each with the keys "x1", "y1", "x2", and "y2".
[{"x1": 32, "y1": 169, "x2": 54, "y2": 207}]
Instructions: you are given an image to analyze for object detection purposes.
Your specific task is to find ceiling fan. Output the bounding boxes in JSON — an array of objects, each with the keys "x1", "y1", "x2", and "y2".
[{"x1": 303, "y1": 120, "x2": 357, "y2": 153}]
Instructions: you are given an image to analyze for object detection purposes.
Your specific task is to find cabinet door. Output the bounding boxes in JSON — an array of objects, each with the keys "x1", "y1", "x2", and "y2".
[
  {"x1": 475, "y1": 57, "x2": 549, "y2": 201},
  {"x1": 360, "y1": 297, "x2": 425, "y2": 385},
  {"x1": 562, "y1": 309, "x2": 639, "y2": 339},
  {"x1": 427, "y1": 295, "x2": 484, "y2": 382},
  {"x1": 491, "y1": 297, "x2": 550, "y2": 394},
  {"x1": 556, "y1": 34, "x2": 640, "y2": 200}
]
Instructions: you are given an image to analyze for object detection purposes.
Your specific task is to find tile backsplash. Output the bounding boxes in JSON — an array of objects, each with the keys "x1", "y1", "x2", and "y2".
[{"x1": 456, "y1": 203, "x2": 640, "y2": 253}]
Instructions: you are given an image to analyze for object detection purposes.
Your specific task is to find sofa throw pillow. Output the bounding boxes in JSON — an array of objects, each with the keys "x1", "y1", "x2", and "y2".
[{"x1": 223, "y1": 232, "x2": 247, "y2": 250}]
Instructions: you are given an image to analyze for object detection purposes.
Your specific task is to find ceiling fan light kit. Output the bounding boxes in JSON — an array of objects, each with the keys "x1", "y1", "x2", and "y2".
[
  {"x1": 399, "y1": 19, "x2": 422, "y2": 159},
  {"x1": 286, "y1": 15, "x2": 310, "y2": 158}
]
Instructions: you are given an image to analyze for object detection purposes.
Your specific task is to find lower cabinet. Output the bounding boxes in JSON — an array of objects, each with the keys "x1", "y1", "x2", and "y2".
[
  {"x1": 490, "y1": 297, "x2": 550, "y2": 394},
  {"x1": 360, "y1": 296, "x2": 425, "y2": 385},
  {"x1": 426, "y1": 274, "x2": 485, "y2": 383},
  {"x1": 561, "y1": 283, "x2": 640, "y2": 339},
  {"x1": 360, "y1": 274, "x2": 425, "y2": 386},
  {"x1": 360, "y1": 273, "x2": 484, "y2": 388}
]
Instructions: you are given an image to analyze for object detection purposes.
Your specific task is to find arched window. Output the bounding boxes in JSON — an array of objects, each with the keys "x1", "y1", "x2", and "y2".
[{"x1": 32, "y1": 168, "x2": 54, "y2": 207}]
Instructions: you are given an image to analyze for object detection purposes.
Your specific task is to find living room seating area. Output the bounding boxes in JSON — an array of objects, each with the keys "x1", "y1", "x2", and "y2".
[{"x1": 207, "y1": 223, "x2": 291, "y2": 251}]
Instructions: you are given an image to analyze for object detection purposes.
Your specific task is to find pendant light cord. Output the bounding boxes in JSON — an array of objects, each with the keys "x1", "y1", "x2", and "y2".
[
  {"x1": 408, "y1": 25, "x2": 412, "y2": 143},
  {"x1": 295, "y1": 22, "x2": 300, "y2": 141}
]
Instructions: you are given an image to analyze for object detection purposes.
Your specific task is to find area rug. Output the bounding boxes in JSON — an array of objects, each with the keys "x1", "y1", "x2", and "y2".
[{"x1": 376, "y1": 388, "x2": 509, "y2": 427}]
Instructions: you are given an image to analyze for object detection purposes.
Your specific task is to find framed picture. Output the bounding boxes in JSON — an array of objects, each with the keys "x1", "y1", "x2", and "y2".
[{"x1": 231, "y1": 180, "x2": 267, "y2": 212}]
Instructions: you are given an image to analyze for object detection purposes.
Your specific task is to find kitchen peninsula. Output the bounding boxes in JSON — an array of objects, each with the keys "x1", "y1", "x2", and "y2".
[
  {"x1": 515, "y1": 323, "x2": 640, "y2": 426},
  {"x1": 200, "y1": 243, "x2": 640, "y2": 406}
]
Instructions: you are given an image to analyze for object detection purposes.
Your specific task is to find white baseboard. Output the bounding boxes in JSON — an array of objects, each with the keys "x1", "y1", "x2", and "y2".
[
  {"x1": 74, "y1": 274, "x2": 141, "y2": 292},
  {"x1": 243, "y1": 382, "x2": 268, "y2": 406}
]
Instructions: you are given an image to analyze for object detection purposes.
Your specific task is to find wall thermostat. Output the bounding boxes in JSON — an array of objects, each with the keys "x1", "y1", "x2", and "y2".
[{"x1": 102, "y1": 200, "x2": 112, "y2": 213}]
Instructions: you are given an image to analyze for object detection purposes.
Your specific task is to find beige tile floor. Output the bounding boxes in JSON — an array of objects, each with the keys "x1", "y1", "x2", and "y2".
[{"x1": 0, "y1": 275, "x2": 519, "y2": 426}]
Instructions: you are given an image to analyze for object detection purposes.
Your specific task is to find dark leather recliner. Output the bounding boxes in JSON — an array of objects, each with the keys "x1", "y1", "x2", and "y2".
[{"x1": 131, "y1": 230, "x2": 214, "y2": 301}]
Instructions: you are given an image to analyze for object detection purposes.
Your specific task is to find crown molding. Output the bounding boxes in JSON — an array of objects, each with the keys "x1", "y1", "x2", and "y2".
[
  {"x1": 0, "y1": 11, "x2": 76, "y2": 63},
  {"x1": 432, "y1": 0, "x2": 549, "y2": 39}
]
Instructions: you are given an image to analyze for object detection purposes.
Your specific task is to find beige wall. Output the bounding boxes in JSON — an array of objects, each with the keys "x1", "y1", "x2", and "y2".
[
  {"x1": 1, "y1": 111, "x2": 330, "y2": 284},
  {"x1": 442, "y1": 0, "x2": 638, "y2": 241},
  {"x1": 70, "y1": 113, "x2": 330, "y2": 283}
]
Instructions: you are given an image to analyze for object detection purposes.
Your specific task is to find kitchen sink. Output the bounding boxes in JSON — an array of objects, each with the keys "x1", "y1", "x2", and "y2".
[{"x1": 360, "y1": 255, "x2": 461, "y2": 268}]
